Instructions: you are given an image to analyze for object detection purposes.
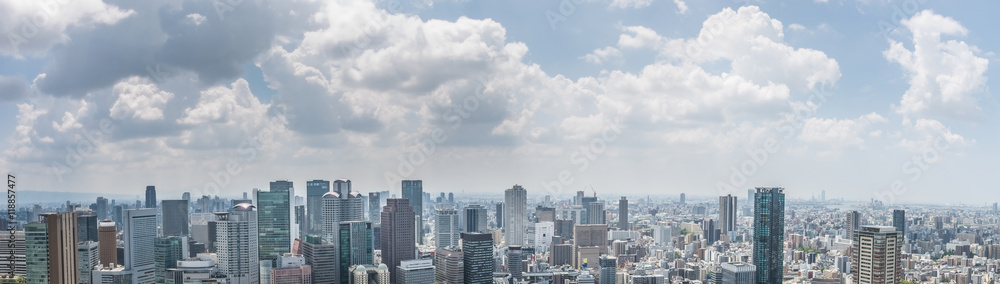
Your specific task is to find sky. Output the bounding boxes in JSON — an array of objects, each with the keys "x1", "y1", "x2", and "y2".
[{"x1": 0, "y1": 0, "x2": 996, "y2": 205}]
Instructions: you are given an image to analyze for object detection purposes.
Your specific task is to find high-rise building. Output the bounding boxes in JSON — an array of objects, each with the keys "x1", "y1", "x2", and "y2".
[
  {"x1": 599, "y1": 255, "x2": 617, "y2": 284},
  {"x1": 463, "y1": 205, "x2": 488, "y2": 233},
  {"x1": 334, "y1": 179, "x2": 352, "y2": 199},
  {"x1": 215, "y1": 203, "x2": 259, "y2": 283},
  {"x1": 436, "y1": 208, "x2": 460, "y2": 248},
  {"x1": 321, "y1": 191, "x2": 364, "y2": 242},
  {"x1": 79, "y1": 241, "x2": 100, "y2": 284},
  {"x1": 846, "y1": 211, "x2": 861, "y2": 240},
  {"x1": 77, "y1": 210, "x2": 99, "y2": 243},
  {"x1": 338, "y1": 221, "x2": 374, "y2": 284},
  {"x1": 495, "y1": 203, "x2": 504, "y2": 229},
  {"x1": 96, "y1": 197, "x2": 109, "y2": 220},
  {"x1": 507, "y1": 245, "x2": 524, "y2": 281},
  {"x1": 26, "y1": 212, "x2": 80, "y2": 283},
  {"x1": 721, "y1": 262, "x2": 756, "y2": 284},
  {"x1": 536, "y1": 206, "x2": 556, "y2": 223},
  {"x1": 587, "y1": 201, "x2": 605, "y2": 225},
  {"x1": 124, "y1": 208, "x2": 157, "y2": 283},
  {"x1": 618, "y1": 197, "x2": 628, "y2": 230},
  {"x1": 302, "y1": 235, "x2": 336, "y2": 284},
  {"x1": 397, "y1": 259, "x2": 434, "y2": 284},
  {"x1": 382, "y1": 198, "x2": 416, "y2": 284},
  {"x1": 852, "y1": 226, "x2": 902, "y2": 284},
  {"x1": 145, "y1": 186, "x2": 157, "y2": 209},
  {"x1": 892, "y1": 210, "x2": 906, "y2": 238},
  {"x1": 0, "y1": 230, "x2": 25, "y2": 276},
  {"x1": 270, "y1": 264, "x2": 312, "y2": 284},
  {"x1": 719, "y1": 194, "x2": 738, "y2": 234},
  {"x1": 534, "y1": 222, "x2": 554, "y2": 253},
  {"x1": 269, "y1": 180, "x2": 293, "y2": 192},
  {"x1": 369, "y1": 192, "x2": 381, "y2": 224},
  {"x1": 461, "y1": 233, "x2": 494, "y2": 284},
  {"x1": 257, "y1": 187, "x2": 292, "y2": 268},
  {"x1": 294, "y1": 205, "x2": 306, "y2": 239},
  {"x1": 401, "y1": 180, "x2": 424, "y2": 245},
  {"x1": 704, "y1": 218, "x2": 719, "y2": 244},
  {"x1": 434, "y1": 247, "x2": 463, "y2": 284},
  {"x1": 98, "y1": 220, "x2": 117, "y2": 267},
  {"x1": 752, "y1": 187, "x2": 784, "y2": 284},
  {"x1": 154, "y1": 236, "x2": 186, "y2": 284},
  {"x1": 580, "y1": 196, "x2": 596, "y2": 225},
  {"x1": 306, "y1": 180, "x2": 330, "y2": 235},
  {"x1": 162, "y1": 199, "x2": 190, "y2": 237},
  {"x1": 680, "y1": 193, "x2": 686, "y2": 204},
  {"x1": 504, "y1": 185, "x2": 527, "y2": 246}
]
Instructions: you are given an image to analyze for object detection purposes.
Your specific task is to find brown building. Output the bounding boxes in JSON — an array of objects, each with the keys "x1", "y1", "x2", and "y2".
[
  {"x1": 26, "y1": 212, "x2": 79, "y2": 283},
  {"x1": 381, "y1": 198, "x2": 416, "y2": 284},
  {"x1": 99, "y1": 219, "x2": 118, "y2": 267}
]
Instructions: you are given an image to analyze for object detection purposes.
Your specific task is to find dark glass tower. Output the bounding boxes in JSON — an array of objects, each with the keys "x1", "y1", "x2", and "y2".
[
  {"x1": 145, "y1": 186, "x2": 156, "y2": 208},
  {"x1": 257, "y1": 187, "x2": 291, "y2": 268},
  {"x1": 306, "y1": 179, "x2": 330, "y2": 235},
  {"x1": 462, "y1": 233, "x2": 494, "y2": 284},
  {"x1": 401, "y1": 180, "x2": 423, "y2": 245},
  {"x1": 892, "y1": 209, "x2": 906, "y2": 237},
  {"x1": 162, "y1": 199, "x2": 189, "y2": 236},
  {"x1": 753, "y1": 187, "x2": 784, "y2": 284}
]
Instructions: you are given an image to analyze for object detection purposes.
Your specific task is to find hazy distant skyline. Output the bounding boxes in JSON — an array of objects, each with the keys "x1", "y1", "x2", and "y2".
[{"x1": 0, "y1": 0, "x2": 997, "y2": 204}]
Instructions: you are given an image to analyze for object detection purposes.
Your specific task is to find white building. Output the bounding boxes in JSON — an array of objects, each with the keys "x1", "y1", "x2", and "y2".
[
  {"x1": 436, "y1": 208, "x2": 460, "y2": 248},
  {"x1": 216, "y1": 203, "x2": 259, "y2": 284},
  {"x1": 78, "y1": 241, "x2": 100, "y2": 284},
  {"x1": 124, "y1": 208, "x2": 157, "y2": 283},
  {"x1": 534, "y1": 222, "x2": 554, "y2": 253},
  {"x1": 397, "y1": 259, "x2": 435, "y2": 284},
  {"x1": 504, "y1": 185, "x2": 527, "y2": 246}
]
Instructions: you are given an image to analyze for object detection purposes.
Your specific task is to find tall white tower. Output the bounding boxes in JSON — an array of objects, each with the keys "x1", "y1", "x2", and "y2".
[{"x1": 504, "y1": 185, "x2": 527, "y2": 246}]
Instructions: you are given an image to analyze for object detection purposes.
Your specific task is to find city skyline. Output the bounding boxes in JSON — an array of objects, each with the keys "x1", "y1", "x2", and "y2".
[{"x1": 0, "y1": 1, "x2": 998, "y2": 204}]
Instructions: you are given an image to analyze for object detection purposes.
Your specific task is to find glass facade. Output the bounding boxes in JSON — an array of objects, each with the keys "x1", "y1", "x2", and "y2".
[
  {"x1": 752, "y1": 187, "x2": 784, "y2": 284},
  {"x1": 257, "y1": 189, "x2": 291, "y2": 268}
]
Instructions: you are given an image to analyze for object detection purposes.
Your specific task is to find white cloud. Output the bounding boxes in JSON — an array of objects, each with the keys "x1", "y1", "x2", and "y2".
[
  {"x1": 110, "y1": 77, "x2": 174, "y2": 121},
  {"x1": 186, "y1": 13, "x2": 206, "y2": 26},
  {"x1": 581, "y1": 47, "x2": 623, "y2": 64},
  {"x1": 897, "y1": 118, "x2": 972, "y2": 153},
  {"x1": 609, "y1": 0, "x2": 655, "y2": 9},
  {"x1": 618, "y1": 26, "x2": 664, "y2": 50},
  {"x1": 885, "y1": 10, "x2": 988, "y2": 121},
  {"x1": 673, "y1": 0, "x2": 689, "y2": 14},
  {"x1": 798, "y1": 112, "x2": 886, "y2": 148},
  {"x1": 0, "y1": 0, "x2": 134, "y2": 57},
  {"x1": 788, "y1": 23, "x2": 806, "y2": 31}
]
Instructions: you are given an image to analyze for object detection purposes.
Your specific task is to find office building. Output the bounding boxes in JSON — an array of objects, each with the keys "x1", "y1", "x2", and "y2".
[
  {"x1": 536, "y1": 206, "x2": 556, "y2": 223},
  {"x1": 162, "y1": 199, "x2": 190, "y2": 237},
  {"x1": 321, "y1": 191, "x2": 364, "y2": 242},
  {"x1": 461, "y1": 233, "x2": 494, "y2": 284},
  {"x1": 599, "y1": 255, "x2": 617, "y2": 284},
  {"x1": 306, "y1": 180, "x2": 330, "y2": 235},
  {"x1": 271, "y1": 264, "x2": 312, "y2": 284},
  {"x1": 257, "y1": 187, "x2": 292, "y2": 268},
  {"x1": 892, "y1": 210, "x2": 906, "y2": 237},
  {"x1": 753, "y1": 187, "x2": 784, "y2": 284},
  {"x1": 847, "y1": 210, "x2": 861, "y2": 240},
  {"x1": 435, "y1": 247, "x2": 463, "y2": 284},
  {"x1": 397, "y1": 259, "x2": 434, "y2": 284},
  {"x1": 295, "y1": 205, "x2": 306, "y2": 239},
  {"x1": 369, "y1": 192, "x2": 381, "y2": 224},
  {"x1": 436, "y1": 208, "x2": 460, "y2": 248},
  {"x1": 504, "y1": 185, "x2": 527, "y2": 246},
  {"x1": 96, "y1": 197, "x2": 109, "y2": 220},
  {"x1": 618, "y1": 197, "x2": 628, "y2": 230},
  {"x1": 145, "y1": 186, "x2": 157, "y2": 208},
  {"x1": 339, "y1": 221, "x2": 375, "y2": 284},
  {"x1": 680, "y1": 193, "x2": 686, "y2": 204},
  {"x1": 852, "y1": 226, "x2": 902, "y2": 284},
  {"x1": 721, "y1": 262, "x2": 756, "y2": 284},
  {"x1": 79, "y1": 241, "x2": 100, "y2": 284},
  {"x1": 77, "y1": 210, "x2": 99, "y2": 243},
  {"x1": 124, "y1": 208, "x2": 157, "y2": 283},
  {"x1": 382, "y1": 198, "x2": 416, "y2": 284},
  {"x1": 0, "y1": 230, "x2": 25, "y2": 276},
  {"x1": 402, "y1": 180, "x2": 424, "y2": 245},
  {"x1": 719, "y1": 194, "x2": 738, "y2": 233},
  {"x1": 534, "y1": 222, "x2": 554, "y2": 253},
  {"x1": 154, "y1": 236, "x2": 186, "y2": 284},
  {"x1": 334, "y1": 179, "x2": 352, "y2": 199},
  {"x1": 463, "y1": 205, "x2": 488, "y2": 233},
  {"x1": 587, "y1": 201, "x2": 605, "y2": 225},
  {"x1": 704, "y1": 218, "x2": 719, "y2": 244},
  {"x1": 301, "y1": 235, "x2": 336, "y2": 284},
  {"x1": 215, "y1": 204, "x2": 259, "y2": 283},
  {"x1": 26, "y1": 212, "x2": 80, "y2": 284},
  {"x1": 507, "y1": 245, "x2": 524, "y2": 281},
  {"x1": 495, "y1": 203, "x2": 504, "y2": 229},
  {"x1": 98, "y1": 220, "x2": 117, "y2": 267}
]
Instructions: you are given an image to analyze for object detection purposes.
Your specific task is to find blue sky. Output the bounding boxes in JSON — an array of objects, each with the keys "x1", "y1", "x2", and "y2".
[{"x1": 0, "y1": 0, "x2": 996, "y2": 204}]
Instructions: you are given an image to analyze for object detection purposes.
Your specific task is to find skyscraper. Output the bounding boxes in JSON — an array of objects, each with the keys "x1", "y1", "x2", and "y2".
[
  {"x1": 124, "y1": 208, "x2": 157, "y2": 283},
  {"x1": 402, "y1": 180, "x2": 424, "y2": 245},
  {"x1": 77, "y1": 210, "x2": 99, "y2": 243},
  {"x1": 98, "y1": 220, "x2": 117, "y2": 267},
  {"x1": 154, "y1": 236, "x2": 186, "y2": 284},
  {"x1": 79, "y1": 240, "x2": 99, "y2": 284},
  {"x1": 719, "y1": 194, "x2": 738, "y2": 234},
  {"x1": 369, "y1": 192, "x2": 381, "y2": 224},
  {"x1": 397, "y1": 259, "x2": 435, "y2": 284},
  {"x1": 269, "y1": 180, "x2": 293, "y2": 192},
  {"x1": 504, "y1": 185, "x2": 527, "y2": 246},
  {"x1": 301, "y1": 234, "x2": 336, "y2": 283},
  {"x1": 618, "y1": 197, "x2": 628, "y2": 230},
  {"x1": 507, "y1": 245, "x2": 524, "y2": 281},
  {"x1": 145, "y1": 186, "x2": 156, "y2": 209},
  {"x1": 338, "y1": 221, "x2": 375, "y2": 284},
  {"x1": 257, "y1": 187, "x2": 291, "y2": 268},
  {"x1": 436, "y1": 208, "x2": 460, "y2": 248},
  {"x1": 587, "y1": 201, "x2": 605, "y2": 225},
  {"x1": 382, "y1": 198, "x2": 416, "y2": 284},
  {"x1": 306, "y1": 179, "x2": 330, "y2": 235},
  {"x1": 599, "y1": 255, "x2": 617, "y2": 284},
  {"x1": 96, "y1": 197, "x2": 109, "y2": 220},
  {"x1": 703, "y1": 218, "x2": 719, "y2": 244},
  {"x1": 892, "y1": 209, "x2": 906, "y2": 238},
  {"x1": 435, "y1": 247, "x2": 463, "y2": 284},
  {"x1": 852, "y1": 226, "x2": 902, "y2": 284},
  {"x1": 680, "y1": 193, "x2": 686, "y2": 204},
  {"x1": 162, "y1": 199, "x2": 190, "y2": 237},
  {"x1": 461, "y1": 233, "x2": 494, "y2": 284},
  {"x1": 334, "y1": 179, "x2": 352, "y2": 198},
  {"x1": 215, "y1": 204, "x2": 259, "y2": 283},
  {"x1": 495, "y1": 203, "x2": 504, "y2": 229},
  {"x1": 25, "y1": 212, "x2": 79, "y2": 283},
  {"x1": 752, "y1": 187, "x2": 784, "y2": 284},
  {"x1": 321, "y1": 191, "x2": 364, "y2": 242},
  {"x1": 721, "y1": 262, "x2": 756, "y2": 284},
  {"x1": 846, "y1": 211, "x2": 861, "y2": 240},
  {"x1": 463, "y1": 205, "x2": 488, "y2": 233}
]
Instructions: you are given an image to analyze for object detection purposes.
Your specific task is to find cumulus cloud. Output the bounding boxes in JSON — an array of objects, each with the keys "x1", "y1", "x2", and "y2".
[
  {"x1": 0, "y1": 0, "x2": 134, "y2": 58},
  {"x1": 609, "y1": 0, "x2": 655, "y2": 9},
  {"x1": 673, "y1": 0, "x2": 689, "y2": 14},
  {"x1": 618, "y1": 26, "x2": 664, "y2": 50},
  {"x1": 885, "y1": 10, "x2": 988, "y2": 121},
  {"x1": 110, "y1": 77, "x2": 174, "y2": 121},
  {"x1": 798, "y1": 112, "x2": 886, "y2": 148},
  {"x1": 581, "y1": 47, "x2": 622, "y2": 64}
]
